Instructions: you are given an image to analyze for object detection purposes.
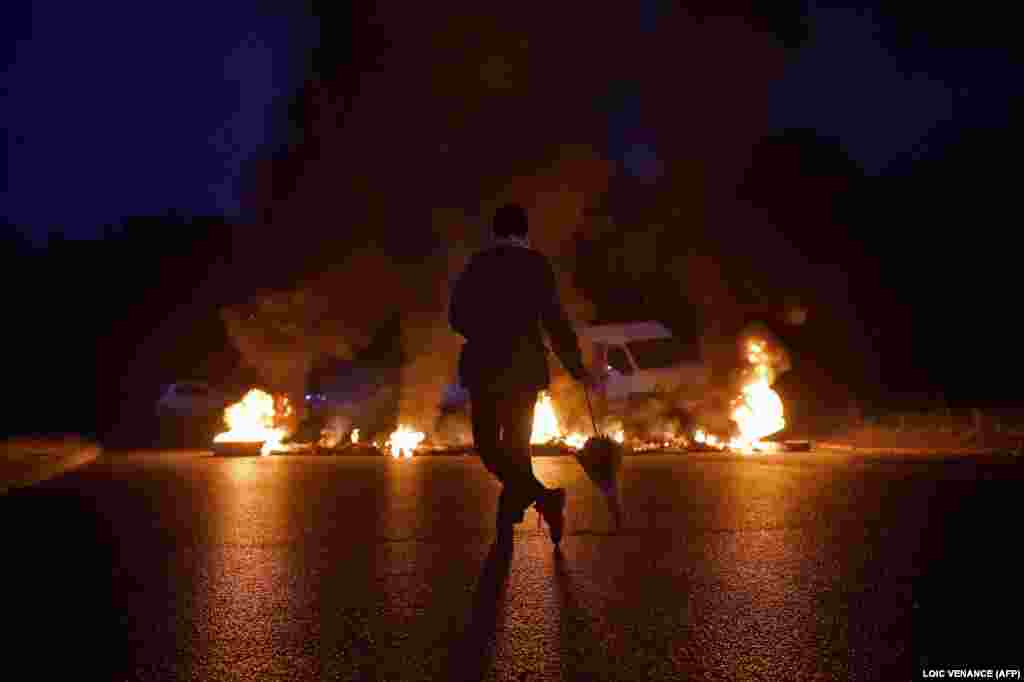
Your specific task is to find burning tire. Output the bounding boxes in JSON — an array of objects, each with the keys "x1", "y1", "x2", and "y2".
[{"x1": 211, "y1": 440, "x2": 265, "y2": 457}]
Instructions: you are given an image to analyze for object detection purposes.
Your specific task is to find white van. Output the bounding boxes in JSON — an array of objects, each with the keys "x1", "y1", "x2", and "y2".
[
  {"x1": 440, "y1": 321, "x2": 707, "y2": 411},
  {"x1": 579, "y1": 321, "x2": 708, "y2": 407}
]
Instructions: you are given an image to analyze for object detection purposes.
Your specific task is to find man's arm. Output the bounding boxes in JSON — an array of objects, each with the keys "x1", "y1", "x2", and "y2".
[{"x1": 538, "y1": 256, "x2": 587, "y2": 381}]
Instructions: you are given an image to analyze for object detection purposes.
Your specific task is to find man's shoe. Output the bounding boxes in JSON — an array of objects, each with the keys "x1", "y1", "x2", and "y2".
[
  {"x1": 497, "y1": 489, "x2": 527, "y2": 529},
  {"x1": 535, "y1": 488, "x2": 566, "y2": 545}
]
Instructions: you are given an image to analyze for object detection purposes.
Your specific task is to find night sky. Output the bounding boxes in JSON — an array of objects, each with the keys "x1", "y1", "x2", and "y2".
[
  {"x1": 768, "y1": 3, "x2": 1019, "y2": 403},
  {"x1": 772, "y1": 3, "x2": 1017, "y2": 173},
  {"x1": 7, "y1": 1, "x2": 1013, "y2": 236},
  {"x1": 4, "y1": 1, "x2": 1020, "y2": 437},
  {"x1": 4, "y1": 1, "x2": 318, "y2": 242}
]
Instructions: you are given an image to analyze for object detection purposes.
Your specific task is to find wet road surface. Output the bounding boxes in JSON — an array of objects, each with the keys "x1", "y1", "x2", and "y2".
[{"x1": 6, "y1": 450, "x2": 1023, "y2": 680}]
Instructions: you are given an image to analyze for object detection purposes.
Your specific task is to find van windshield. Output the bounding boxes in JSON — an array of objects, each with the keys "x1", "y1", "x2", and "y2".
[{"x1": 626, "y1": 337, "x2": 697, "y2": 369}]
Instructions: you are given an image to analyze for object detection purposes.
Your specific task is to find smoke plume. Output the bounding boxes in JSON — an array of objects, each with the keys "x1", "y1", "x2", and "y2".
[{"x1": 224, "y1": 5, "x2": 798, "y2": 441}]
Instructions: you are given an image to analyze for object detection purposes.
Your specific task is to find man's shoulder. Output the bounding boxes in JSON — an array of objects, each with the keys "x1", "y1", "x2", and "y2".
[{"x1": 472, "y1": 244, "x2": 548, "y2": 265}]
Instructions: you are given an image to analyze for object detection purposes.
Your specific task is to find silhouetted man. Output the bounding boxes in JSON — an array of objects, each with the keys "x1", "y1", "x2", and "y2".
[{"x1": 449, "y1": 203, "x2": 594, "y2": 545}]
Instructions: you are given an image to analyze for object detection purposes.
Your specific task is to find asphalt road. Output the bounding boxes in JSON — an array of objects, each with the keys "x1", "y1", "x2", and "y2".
[{"x1": 6, "y1": 450, "x2": 1023, "y2": 681}]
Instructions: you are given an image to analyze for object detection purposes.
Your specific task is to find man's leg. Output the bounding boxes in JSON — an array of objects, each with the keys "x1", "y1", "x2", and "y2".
[
  {"x1": 469, "y1": 389, "x2": 523, "y2": 531},
  {"x1": 469, "y1": 389, "x2": 504, "y2": 482},
  {"x1": 503, "y1": 388, "x2": 566, "y2": 545},
  {"x1": 497, "y1": 389, "x2": 547, "y2": 520}
]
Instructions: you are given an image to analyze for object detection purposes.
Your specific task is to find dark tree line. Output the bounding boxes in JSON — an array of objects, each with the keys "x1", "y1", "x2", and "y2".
[{"x1": 3, "y1": 216, "x2": 276, "y2": 440}]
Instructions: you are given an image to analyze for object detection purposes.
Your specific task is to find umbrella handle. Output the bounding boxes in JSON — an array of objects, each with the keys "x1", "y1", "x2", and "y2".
[
  {"x1": 542, "y1": 343, "x2": 602, "y2": 437},
  {"x1": 584, "y1": 384, "x2": 602, "y2": 437}
]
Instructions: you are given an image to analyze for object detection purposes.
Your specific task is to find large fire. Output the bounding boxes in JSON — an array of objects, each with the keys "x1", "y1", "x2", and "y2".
[
  {"x1": 728, "y1": 370, "x2": 784, "y2": 452},
  {"x1": 387, "y1": 425, "x2": 425, "y2": 458},
  {"x1": 531, "y1": 393, "x2": 564, "y2": 444},
  {"x1": 213, "y1": 388, "x2": 289, "y2": 456},
  {"x1": 530, "y1": 391, "x2": 623, "y2": 450},
  {"x1": 729, "y1": 340, "x2": 785, "y2": 452},
  {"x1": 697, "y1": 338, "x2": 786, "y2": 454}
]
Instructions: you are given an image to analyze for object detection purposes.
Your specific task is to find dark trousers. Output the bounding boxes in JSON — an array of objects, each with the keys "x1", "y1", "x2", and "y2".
[{"x1": 469, "y1": 387, "x2": 547, "y2": 522}]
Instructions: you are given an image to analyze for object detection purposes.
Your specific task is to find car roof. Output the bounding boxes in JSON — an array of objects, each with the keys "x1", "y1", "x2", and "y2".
[{"x1": 575, "y1": 321, "x2": 673, "y2": 345}]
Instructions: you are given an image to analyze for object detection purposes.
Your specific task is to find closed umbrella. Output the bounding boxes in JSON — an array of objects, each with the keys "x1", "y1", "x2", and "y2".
[{"x1": 574, "y1": 383, "x2": 625, "y2": 529}]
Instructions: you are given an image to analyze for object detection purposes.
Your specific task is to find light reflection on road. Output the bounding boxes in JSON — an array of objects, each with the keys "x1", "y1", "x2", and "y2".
[{"x1": 186, "y1": 456, "x2": 320, "y2": 679}]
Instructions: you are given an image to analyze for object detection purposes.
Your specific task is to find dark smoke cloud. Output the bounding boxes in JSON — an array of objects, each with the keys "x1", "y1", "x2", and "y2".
[
  {"x1": 397, "y1": 148, "x2": 609, "y2": 437},
  {"x1": 224, "y1": 6, "x2": 812, "y2": 440},
  {"x1": 223, "y1": 147, "x2": 607, "y2": 439}
]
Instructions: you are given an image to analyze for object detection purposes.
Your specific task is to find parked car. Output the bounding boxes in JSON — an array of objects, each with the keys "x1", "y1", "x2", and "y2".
[
  {"x1": 155, "y1": 381, "x2": 234, "y2": 447},
  {"x1": 156, "y1": 381, "x2": 232, "y2": 418}
]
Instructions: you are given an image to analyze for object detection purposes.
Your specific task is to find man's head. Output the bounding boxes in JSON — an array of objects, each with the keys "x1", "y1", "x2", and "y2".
[{"x1": 492, "y1": 203, "x2": 529, "y2": 239}]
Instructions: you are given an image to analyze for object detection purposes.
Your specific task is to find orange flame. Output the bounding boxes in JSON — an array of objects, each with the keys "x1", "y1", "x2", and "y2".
[
  {"x1": 563, "y1": 432, "x2": 587, "y2": 450},
  {"x1": 695, "y1": 429, "x2": 723, "y2": 449},
  {"x1": 213, "y1": 388, "x2": 288, "y2": 456},
  {"x1": 729, "y1": 339, "x2": 786, "y2": 453},
  {"x1": 387, "y1": 425, "x2": 424, "y2": 458},
  {"x1": 695, "y1": 338, "x2": 786, "y2": 454},
  {"x1": 530, "y1": 391, "x2": 622, "y2": 450},
  {"x1": 531, "y1": 392, "x2": 563, "y2": 444}
]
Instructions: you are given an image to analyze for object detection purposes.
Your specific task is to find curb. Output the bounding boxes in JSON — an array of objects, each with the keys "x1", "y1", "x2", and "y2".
[
  {"x1": 0, "y1": 444, "x2": 103, "y2": 496},
  {"x1": 816, "y1": 442, "x2": 1010, "y2": 456}
]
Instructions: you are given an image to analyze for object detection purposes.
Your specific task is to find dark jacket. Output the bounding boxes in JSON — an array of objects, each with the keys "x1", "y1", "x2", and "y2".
[{"x1": 449, "y1": 241, "x2": 587, "y2": 393}]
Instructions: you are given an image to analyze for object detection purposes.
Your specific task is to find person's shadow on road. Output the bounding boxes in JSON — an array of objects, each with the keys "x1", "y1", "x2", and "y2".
[
  {"x1": 443, "y1": 539, "x2": 513, "y2": 681},
  {"x1": 5, "y1": 484, "x2": 126, "y2": 677},
  {"x1": 553, "y1": 547, "x2": 619, "y2": 678}
]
